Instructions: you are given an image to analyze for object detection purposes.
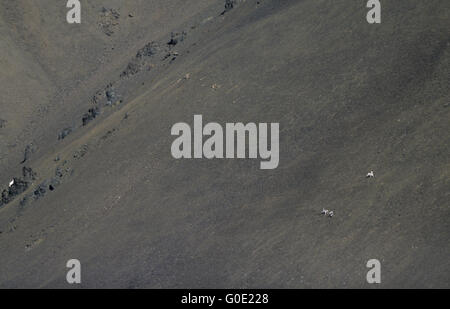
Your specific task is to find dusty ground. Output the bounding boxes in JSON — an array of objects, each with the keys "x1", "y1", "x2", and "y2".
[{"x1": 0, "y1": 0, "x2": 449, "y2": 288}]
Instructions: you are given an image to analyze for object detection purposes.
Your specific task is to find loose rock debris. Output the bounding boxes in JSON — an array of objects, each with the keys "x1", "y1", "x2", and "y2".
[
  {"x1": 0, "y1": 167, "x2": 36, "y2": 208},
  {"x1": 92, "y1": 84, "x2": 121, "y2": 106},
  {"x1": 20, "y1": 143, "x2": 36, "y2": 164},
  {"x1": 121, "y1": 61, "x2": 141, "y2": 78},
  {"x1": 22, "y1": 166, "x2": 37, "y2": 181},
  {"x1": 136, "y1": 42, "x2": 160, "y2": 58},
  {"x1": 100, "y1": 128, "x2": 118, "y2": 141},
  {"x1": 21, "y1": 178, "x2": 59, "y2": 205},
  {"x1": 58, "y1": 24, "x2": 195, "y2": 141},
  {"x1": 168, "y1": 31, "x2": 187, "y2": 48},
  {"x1": 73, "y1": 144, "x2": 89, "y2": 159},
  {"x1": 55, "y1": 162, "x2": 73, "y2": 179},
  {"x1": 99, "y1": 7, "x2": 120, "y2": 36},
  {"x1": 82, "y1": 107, "x2": 100, "y2": 126},
  {"x1": 1, "y1": 178, "x2": 29, "y2": 205},
  {"x1": 121, "y1": 42, "x2": 160, "y2": 78},
  {"x1": 19, "y1": 163, "x2": 73, "y2": 207},
  {"x1": 105, "y1": 85, "x2": 118, "y2": 106},
  {"x1": 58, "y1": 127, "x2": 73, "y2": 140},
  {"x1": 221, "y1": 0, "x2": 238, "y2": 15},
  {"x1": 163, "y1": 50, "x2": 179, "y2": 61}
]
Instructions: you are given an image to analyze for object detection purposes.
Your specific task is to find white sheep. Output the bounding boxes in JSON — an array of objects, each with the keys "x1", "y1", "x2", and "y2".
[
  {"x1": 321, "y1": 208, "x2": 334, "y2": 217},
  {"x1": 366, "y1": 171, "x2": 374, "y2": 178},
  {"x1": 8, "y1": 179, "x2": 14, "y2": 187}
]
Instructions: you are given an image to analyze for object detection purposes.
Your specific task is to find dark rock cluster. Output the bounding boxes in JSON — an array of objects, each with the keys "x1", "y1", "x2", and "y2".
[
  {"x1": 58, "y1": 127, "x2": 73, "y2": 140},
  {"x1": 0, "y1": 167, "x2": 36, "y2": 208},
  {"x1": 121, "y1": 42, "x2": 160, "y2": 78},
  {"x1": 167, "y1": 31, "x2": 187, "y2": 47},
  {"x1": 222, "y1": 0, "x2": 238, "y2": 15},
  {"x1": 82, "y1": 107, "x2": 100, "y2": 126}
]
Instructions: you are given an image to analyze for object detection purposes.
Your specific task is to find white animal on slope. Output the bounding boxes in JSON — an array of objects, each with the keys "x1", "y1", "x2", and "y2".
[
  {"x1": 321, "y1": 208, "x2": 334, "y2": 217},
  {"x1": 366, "y1": 171, "x2": 374, "y2": 178},
  {"x1": 8, "y1": 179, "x2": 14, "y2": 187}
]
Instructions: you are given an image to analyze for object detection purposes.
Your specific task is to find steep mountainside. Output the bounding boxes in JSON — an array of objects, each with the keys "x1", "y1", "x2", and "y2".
[{"x1": 0, "y1": 0, "x2": 449, "y2": 288}]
